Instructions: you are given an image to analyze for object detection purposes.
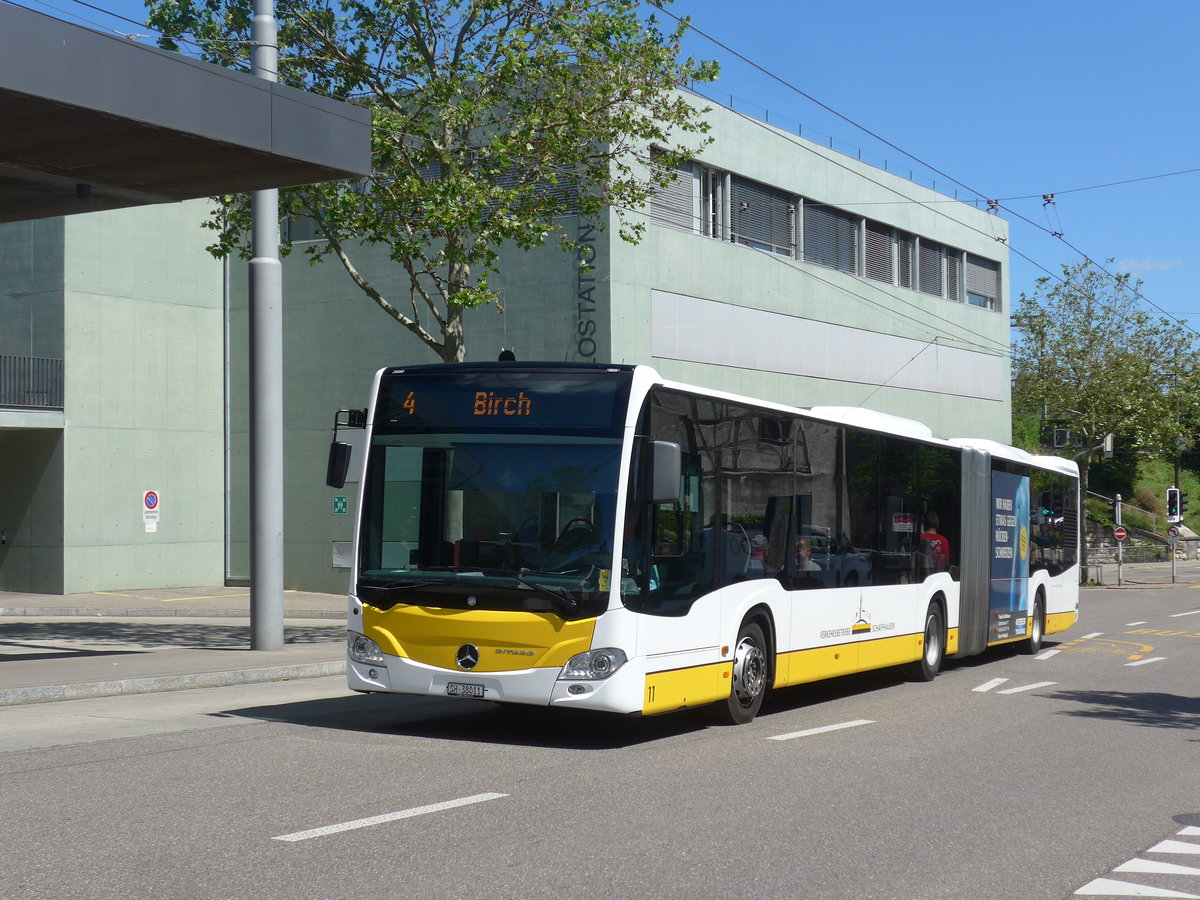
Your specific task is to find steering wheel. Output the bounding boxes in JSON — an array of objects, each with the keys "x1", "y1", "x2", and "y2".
[{"x1": 561, "y1": 517, "x2": 593, "y2": 535}]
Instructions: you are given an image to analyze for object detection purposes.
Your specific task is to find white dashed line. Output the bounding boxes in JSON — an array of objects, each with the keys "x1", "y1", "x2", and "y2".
[
  {"x1": 1127, "y1": 621, "x2": 1148, "y2": 626},
  {"x1": 1035, "y1": 649, "x2": 1062, "y2": 660},
  {"x1": 1080, "y1": 632, "x2": 1105, "y2": 639},
  {"x1": 996, "y1": 681, "x2": 1057, "y2": 695},
  {"x1": 1168, "y1": 610, "x2": 1200, "y2": 618},
  {"x1": 272, "y1": 792, "x2": 508, "y2": 842},
  {"x1": 768, "y1": 719, "x2": 874, "y2": 741},
  {"x1": 972, "y1": 678, "x2": 1008, "y2": 693},
  {"x1": 1125, "y1": 657, "x2": 1167, "y2": 667}
]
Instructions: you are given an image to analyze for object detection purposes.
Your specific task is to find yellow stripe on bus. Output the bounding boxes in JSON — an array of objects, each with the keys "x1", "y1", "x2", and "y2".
[
  {"x1": 644, "y1": 662, "x2": 733, "y2": 715},
  {"x1": 362, "y1": 604, "x2": 596, "y2": 672}
]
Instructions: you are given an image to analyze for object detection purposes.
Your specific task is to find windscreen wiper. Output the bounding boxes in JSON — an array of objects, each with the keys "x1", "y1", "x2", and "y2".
[{"x1": 509, "y1": 572, "x2": 579, "y2": 615}]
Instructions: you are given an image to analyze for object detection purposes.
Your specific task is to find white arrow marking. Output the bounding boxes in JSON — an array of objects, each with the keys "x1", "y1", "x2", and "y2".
[
  {"x1": 997, "y1": 681, "x2": 1057, "y2": 694},
  {"x1": 972, "y1": 678, "x2": 1008, "y2": 693},
  {"x1": 1074, "y1": 877, "x2": 1199, "y2": 897}
]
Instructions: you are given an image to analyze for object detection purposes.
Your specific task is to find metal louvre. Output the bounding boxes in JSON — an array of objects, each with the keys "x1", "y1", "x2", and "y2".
[
  {"x1": 966, "y1": 254, "x2": 999, "y2": 302},
  {"x1": 650, "y1": 160, "x2": 696, "y2": 232},
  {"x1": 896, "y1": 230, "x2": 914, "y2": 288},
  {"x1": 730, "y1": 176, "x2": 794, "y2": 255},
  {"x1": 803, "y1": 202, "x2": 858, "y2": 273},
  {"x1": 865, "y1": 220, "x2": 893, "y2": 282},
  {"x1": 946, "y1": 250, "x2": 962, "y2": 301},
  {"x1": 918, "y1": 239, "x2": 944, "y2": 296}
]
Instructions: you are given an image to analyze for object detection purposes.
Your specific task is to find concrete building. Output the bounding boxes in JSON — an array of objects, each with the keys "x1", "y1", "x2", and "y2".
[{"x1": 1, "y1": 94, "x2": 1010, "y2": 595}]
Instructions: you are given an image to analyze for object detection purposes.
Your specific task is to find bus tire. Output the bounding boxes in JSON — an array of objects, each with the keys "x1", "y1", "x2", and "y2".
[
  {"x1": 717, "y1": 620, "x2": 768, "y2": 725},
  {"x1": 904, "y1": 602, "x2": 944, "y2": 682},
  {"x1": 1019, "y1": 594, "x2": 1045, "y2": 655}
]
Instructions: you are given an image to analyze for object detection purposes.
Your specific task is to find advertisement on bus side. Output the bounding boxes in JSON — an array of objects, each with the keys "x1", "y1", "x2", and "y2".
[{"x1": 990, "y1": 470, "x2": 1030, "y2": 641}]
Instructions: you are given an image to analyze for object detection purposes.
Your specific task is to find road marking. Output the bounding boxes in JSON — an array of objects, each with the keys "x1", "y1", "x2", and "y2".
[
  {"x1": 1181, "y1": 828, "x2": 1200, "y2": 837},
  {"x1": 1168, "y1": 610, "x2": 1200, "y2": 618},
  {"x1": 997, "y1": 681, "x2": 1057, "y2": 695},
  {"x1": 1081, "y1": 632, "x2": 1105, "y2": 639},
  {"x1": 1035, "y1": 649, "x2": 1062, "y2": 660},
  {"x1": 972, "y1": 678, "x2": 1008, "y2": 693},
  {"x1": 1075, "y1": 877, "x2": 1199, "y2": 897},
  {"x1": 272, "y1": 793, "x2": 507, "y2": 842},
  {"x1": 1125, "y1": 657, "x2": 1167, "y2": 667},
  {"x1": 1127, "y1": 621, "x2": 1148, "y2": 626},
  {"x1": 768, "y1": 719, "x2": 874, "y2": 741},
  {"x1": 1117, "y1": 859, "x2": 1200, "y2": 876},
  {"x1": 1149, "y1": 840, "x2": 1200, "y2": 855}
]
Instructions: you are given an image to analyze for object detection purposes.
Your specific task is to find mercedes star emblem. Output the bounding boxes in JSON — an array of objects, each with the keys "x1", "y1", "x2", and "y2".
[{"x1": 456, "y1": 644, "x2": 480, "y2": 670}]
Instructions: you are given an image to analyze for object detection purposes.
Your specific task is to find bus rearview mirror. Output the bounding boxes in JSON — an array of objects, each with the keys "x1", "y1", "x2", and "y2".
[{"x1": 326, "y1": 441, "x2": 352, "y2": 489}]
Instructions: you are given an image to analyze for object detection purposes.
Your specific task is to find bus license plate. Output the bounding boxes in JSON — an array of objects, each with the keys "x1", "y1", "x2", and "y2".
[{"x1": 446, "y1": 682, "x2": 485, "y2": 699}]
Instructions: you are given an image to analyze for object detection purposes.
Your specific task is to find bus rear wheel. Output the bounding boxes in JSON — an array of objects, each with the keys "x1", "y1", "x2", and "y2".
[
  {"x1": 903, "y1": 603, "x2": 944, "y2": 682},
  {"x1": 1019, "y1": 595, "x2": 1045, "y2": 655},
  {"x1": 718, "y1": 621, "x2": 768, "y2": 725}
]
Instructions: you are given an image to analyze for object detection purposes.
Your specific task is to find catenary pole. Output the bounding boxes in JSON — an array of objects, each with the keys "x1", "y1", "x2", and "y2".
[{"x1": 249, "y1": 0, "x2": 284, "y2": 650}]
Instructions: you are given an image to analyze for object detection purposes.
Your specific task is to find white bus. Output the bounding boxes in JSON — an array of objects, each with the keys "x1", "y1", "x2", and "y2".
[{"x1": 328, "y1": 362, "x2": 1079, "y2": 724}]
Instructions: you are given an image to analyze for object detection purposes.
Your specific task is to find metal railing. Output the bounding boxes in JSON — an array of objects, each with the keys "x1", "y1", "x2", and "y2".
[{"x1": 0, "y1": 355, "x2": 64, "y2": 409}]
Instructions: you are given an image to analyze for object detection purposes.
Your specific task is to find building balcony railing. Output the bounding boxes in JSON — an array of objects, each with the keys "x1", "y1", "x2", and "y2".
[{"x1": 0, "y1": 355, "x2": 64, "y2": 409}]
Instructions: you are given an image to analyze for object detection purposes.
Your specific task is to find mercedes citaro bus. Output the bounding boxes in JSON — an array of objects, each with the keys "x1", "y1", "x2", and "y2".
[{"x1": 327, "y1": 363, "x2": 1079, "y2": 724}]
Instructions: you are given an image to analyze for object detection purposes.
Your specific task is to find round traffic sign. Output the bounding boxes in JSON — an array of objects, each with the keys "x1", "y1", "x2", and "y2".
[
  {"x1": 1169, "y1": 525, "x2": 1181, "y2": 538},
  {"x1": 144, "y1": 491, "x2": 159, "y2": 511},
  {"x1": 1113, "y1": 526, "x2": 1127, "y2": 542}
]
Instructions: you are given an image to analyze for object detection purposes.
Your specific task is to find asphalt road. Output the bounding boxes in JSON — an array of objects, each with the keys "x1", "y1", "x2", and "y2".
[{"x1": 2, "y1": 586, "x2": 1199, "y2": 900}]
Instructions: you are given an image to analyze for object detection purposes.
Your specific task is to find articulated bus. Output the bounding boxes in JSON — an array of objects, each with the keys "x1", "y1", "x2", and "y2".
[{"x1": 328, "y1": 362, "x2": 1079, "y2": 724}]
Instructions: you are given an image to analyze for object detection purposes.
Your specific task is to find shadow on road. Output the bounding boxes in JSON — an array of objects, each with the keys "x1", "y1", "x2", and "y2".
[
  {"x1": 218, "y1": 691, "x2": 718, "y2": 749},
  {"x1": 1047, "y1": 688, "x2": 1200, "y2": 732}
]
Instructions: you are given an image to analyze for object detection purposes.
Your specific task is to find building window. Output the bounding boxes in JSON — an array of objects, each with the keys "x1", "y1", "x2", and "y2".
[
  {"x1": 966, "y1": 254, "x2": 1000, "y2": 309},
  {"x1": 730, "y1": 176, "x2": 795, "y2": 256},
  {"x1": 803, "y1": 202, "x2": 858, "y2": 273},
  {"x1": 864, "y1": 220, "x2": 894, "y2": 283},
  {"x1": 918, "y1": 239, "x2": 945, "y2": 297},
  {"x1": 700, "y1": 166, "x2": 726, "y2": 240},
  {"x1": 650, "y1": 159, "x2": 696, "y2": 232}
]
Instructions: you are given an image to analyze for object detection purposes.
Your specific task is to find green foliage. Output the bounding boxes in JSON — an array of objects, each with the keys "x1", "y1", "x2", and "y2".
[{"x1": 147, "y1": 0, "x2": 718, "y2": 361}]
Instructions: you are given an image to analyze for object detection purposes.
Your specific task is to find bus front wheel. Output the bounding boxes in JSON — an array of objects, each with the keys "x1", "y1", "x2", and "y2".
[
  {"x1": 718, "y1": 621, "x2": 768, "y2": 725},
  {"x1": 1019, "y1": 595, "x2": 1045, "y2": 655},
  {"x1": 904, "y1": 603, "x2": 944, "y2": 682}
]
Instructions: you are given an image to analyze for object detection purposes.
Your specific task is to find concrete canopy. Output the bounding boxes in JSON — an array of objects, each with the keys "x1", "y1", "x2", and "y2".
[{"x1": 0, "y1": 3, "x2": 371, "y2": 224}]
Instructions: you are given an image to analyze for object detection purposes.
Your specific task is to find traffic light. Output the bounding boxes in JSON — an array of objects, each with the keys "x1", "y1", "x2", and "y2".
[
  {"x1": 1167, "y1": 487, "x2": 1182, "y2": 523},
  {"x1": 1182, "y1": 491, "x2": 1190, "y2": 517}
]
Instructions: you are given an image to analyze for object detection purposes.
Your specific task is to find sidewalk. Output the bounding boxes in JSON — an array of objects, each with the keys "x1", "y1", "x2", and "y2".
[{"x1": 0, "y1": 586, "x2": 347, "y2": 707}]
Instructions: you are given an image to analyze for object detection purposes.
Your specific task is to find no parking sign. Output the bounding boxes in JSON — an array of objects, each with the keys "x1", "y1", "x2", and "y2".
[{"x1": 143, "y1": 490, "x2": 160, "y2": 532}]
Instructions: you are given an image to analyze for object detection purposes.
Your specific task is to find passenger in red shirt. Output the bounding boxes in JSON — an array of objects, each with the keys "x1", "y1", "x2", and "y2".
[{"x1": 921, "y1": 511, "x2": 950, "y2": 571}]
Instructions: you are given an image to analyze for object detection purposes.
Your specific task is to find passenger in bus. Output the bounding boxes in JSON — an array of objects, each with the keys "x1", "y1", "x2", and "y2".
[
  {"x1": 795, "y1": 538, "x2": 822, "y2": 573},
  {"x1": 920, "y1": 511, "x2": 950, "y2": 571}
]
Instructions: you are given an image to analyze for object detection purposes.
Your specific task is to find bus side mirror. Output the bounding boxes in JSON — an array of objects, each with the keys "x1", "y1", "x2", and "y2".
[
  {"x1": 650, "y1": 441, "x2": 682, "y2": 504},
  {"x1": 326, "y1": 441, "x2": 352, "y2": 489}
]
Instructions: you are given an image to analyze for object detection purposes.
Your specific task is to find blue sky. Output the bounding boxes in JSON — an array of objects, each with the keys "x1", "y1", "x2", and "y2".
[{"x1": 27, "y1": 0, "x2": 1200, "y2": 331}]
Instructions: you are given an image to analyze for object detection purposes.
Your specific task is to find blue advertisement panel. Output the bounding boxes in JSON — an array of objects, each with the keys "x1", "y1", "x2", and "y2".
[{"x1": 990, "y1": 470, "x2": 1030, "y2": 641}]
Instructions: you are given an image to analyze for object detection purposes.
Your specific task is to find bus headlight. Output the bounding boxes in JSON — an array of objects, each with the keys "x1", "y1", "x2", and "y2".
[
  {"x1": 559, "y1": 648, "x2": 627, "y2": 681},
  {"x1": 348, "y1": 631, "x2": 386, "y2": 665}
]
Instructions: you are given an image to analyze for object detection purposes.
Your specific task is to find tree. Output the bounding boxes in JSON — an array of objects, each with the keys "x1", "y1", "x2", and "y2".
[
  {"x1": 148, "y1": 0, "x2": 717, "y2": 361},
  {"x1": 1012, "y1": 259, "x2": 1200, "y2": 566}
]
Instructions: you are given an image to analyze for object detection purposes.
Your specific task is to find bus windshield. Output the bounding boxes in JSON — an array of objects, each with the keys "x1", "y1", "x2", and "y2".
[{"x1": 355, "y1": 367, "x2": 632, "y2": 619}]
